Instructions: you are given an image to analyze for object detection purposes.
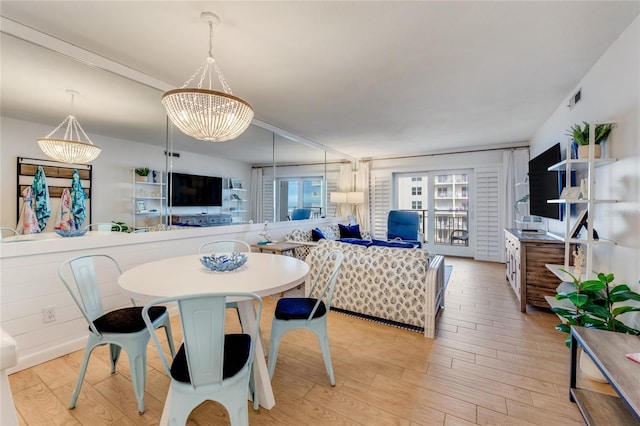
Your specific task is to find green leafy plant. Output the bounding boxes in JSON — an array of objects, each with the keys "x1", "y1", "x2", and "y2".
[
  {"x1": 135, "y1": 167, "x2": 150, "y2": 176},
  {"x1": 111, "y1": 221, "x2": 129, "y2": 232},
  {"x1": 566, "y1": 122, "x2": 614, "y2": 146},
  {"x1": 552, "y1": 270, "x2": 640, "y2": 347}
]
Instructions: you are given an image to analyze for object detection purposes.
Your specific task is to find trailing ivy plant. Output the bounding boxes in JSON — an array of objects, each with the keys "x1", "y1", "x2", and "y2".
[{"x1": 552, "y1": 270, "x2": 640, "y2": 347}]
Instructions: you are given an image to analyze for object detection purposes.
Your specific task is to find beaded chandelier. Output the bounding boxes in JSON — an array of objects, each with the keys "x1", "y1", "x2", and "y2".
[
  {"x1": 162, "y1": 12, "x2": 254, "y2": 142},
  {"x1": 37, "y1": 90, "x2": 102, "y2": 164}
]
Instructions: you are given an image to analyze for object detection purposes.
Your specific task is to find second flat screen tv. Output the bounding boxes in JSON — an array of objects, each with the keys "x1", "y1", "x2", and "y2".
[
  {"x1": 170, "y1": 173, "x2": 222, "y2": 207},
  {"x1": 528, "y1": 143, "x2": 562, "y2": 220}
]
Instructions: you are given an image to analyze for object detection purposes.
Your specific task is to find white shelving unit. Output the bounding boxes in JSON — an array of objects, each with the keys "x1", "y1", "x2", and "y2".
[
  {"x1": 545, "y1": 122, "x2": 617, "y2": 282},
  {"x1": 132, "y1": 170, "x2": 165, "y2": 230},
  {"x1": 224, "y1": 178, "x2": 248, "y2": 224}
]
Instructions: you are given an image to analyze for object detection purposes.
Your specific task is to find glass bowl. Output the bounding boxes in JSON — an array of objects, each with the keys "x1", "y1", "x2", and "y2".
[
  {"x1": 55, "y1": 229, "x2": 88, "y2": 237},
  {"x1": 200, "y1": 252, "x2": 248, "y2": 272}
]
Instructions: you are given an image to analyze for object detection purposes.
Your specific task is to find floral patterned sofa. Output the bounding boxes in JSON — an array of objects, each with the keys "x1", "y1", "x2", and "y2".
[{"x1": 305, "y1": 239, "x2": 446, "y2": 338}]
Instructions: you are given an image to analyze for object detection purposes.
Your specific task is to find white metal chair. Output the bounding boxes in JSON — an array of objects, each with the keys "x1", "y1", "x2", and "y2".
[
  {"x1": 59, "y1": 254, "x2": 174, "y2": 413},
  {"x1": 0, "y1": 227, "x2": 19, "y2": 241},
  {"x1": 143, "y1": 292, "x2": 263, "y2": 425},
  {"x1": 268, "y1": 250, "x2": 344, "y2": 385},
  {"x1": 198, "y1": 239, "x2": 251, "y2": 254},
  {"x1": 83, "y1": 222, "x2": 122, "y2": 232}
]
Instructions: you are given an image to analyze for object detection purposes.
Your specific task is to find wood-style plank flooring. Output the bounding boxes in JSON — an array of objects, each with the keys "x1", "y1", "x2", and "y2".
[{"x1": 10, "y1": 257, "x2": 612, "y2": 425}]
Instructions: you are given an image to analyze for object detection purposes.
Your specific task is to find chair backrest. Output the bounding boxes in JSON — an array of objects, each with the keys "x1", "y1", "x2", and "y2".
[
  {"x1": 58, "y1": 254, "x2": 128, "y2": 335},
  {"x1": 143, "y1": 292, "x2": 262, "y2": 389},
  {"x1": 291, "y1": 208, "x2": 312, "y2": 221},
  {"x1": 387, "y1": 210, "x2": 420, "y2": 241},
  {"x1": 83, "y1": 223, "x2": 122, "y2": 232},
  {"x1": 0, "y1": 227, "x2": 19, "y2": 240},
  {"x1": 307, "y1": 250, "x2": 344, "y2": 320},
  {"x1": 198, "y1": 239, "x2": 251, "y2": 254}
]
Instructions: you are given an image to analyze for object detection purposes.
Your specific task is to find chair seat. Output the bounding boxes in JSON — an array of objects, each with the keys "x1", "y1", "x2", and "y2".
[
  {"x1": 92, "y1": 306, "x2": 166, "y2": 334},
  {"x1": 275, "y1": 298, "x2": 326, "y2": 320},
  {"x1": 170, "y1": 335, "x2": 251, "y2": 383}
]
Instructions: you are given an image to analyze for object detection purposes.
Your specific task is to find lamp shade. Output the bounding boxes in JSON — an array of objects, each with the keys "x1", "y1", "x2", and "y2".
[
  {"x1": 330, "y1": 192, "x2": 347, "y2": 203},
  {"x1": 347, "y1": 191, "x2": 365, "y2": 204}
]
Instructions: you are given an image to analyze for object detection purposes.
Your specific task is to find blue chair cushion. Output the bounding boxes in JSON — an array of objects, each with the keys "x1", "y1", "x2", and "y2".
[
  {"x1": 92, "y1": 306, "x2": 167, "y2": 333},
  {"x1": 338, "y1": 238, "x2": 372, "y2": 247},
  {"x1": 170, "y1": 334, "x2": 251, "y2": 383},
  {"x1": 372, "y1": 239, "x2": 417, "y2": 249},
  {"x1": 338, "y1": 224, "x2": 362, "y2": 239},
  {"x1": 311, "y1": 227, "x2": 326, "y2": 241},
  {"x1": 275, "y1": 297, "x2": 327, "y2": 320},
  {"x1": 387, "y1": 210, "x2": 420, "y2": 241}
]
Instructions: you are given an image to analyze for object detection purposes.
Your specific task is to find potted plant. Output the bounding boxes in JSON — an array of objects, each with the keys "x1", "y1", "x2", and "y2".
[
  {"x1": 552, "y1": 269, "x2": 640, "y2": 381},
  {"x1": 135, "y1": 167, "x2": 150, "y2": 182},
  {"x1": 566, "y1": 122, "x2": 614, "y2": 159}
]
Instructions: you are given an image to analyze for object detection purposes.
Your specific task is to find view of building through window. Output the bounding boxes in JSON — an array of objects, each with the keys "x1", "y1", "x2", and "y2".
[
  {"x1": 397, "y1": 172, "x2": 469, "y2": 246},
  {"x1": 279, "y1": 177, "x2": 324, "y2": 219}
]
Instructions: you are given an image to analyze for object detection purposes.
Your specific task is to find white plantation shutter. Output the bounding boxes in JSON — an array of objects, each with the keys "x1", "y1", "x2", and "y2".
[
  {"x1": 262, "y1": 179, "x2": 274, "y2": 223},
  {"x1": 327, "y1": 178, "x2": 339, "y2": 217},
  {"x1": 369, "y1": 170, "x2": 392, "y2": 239},
  {"x1": 475, "y1": 167, "x2": 502, "y2": 261}
]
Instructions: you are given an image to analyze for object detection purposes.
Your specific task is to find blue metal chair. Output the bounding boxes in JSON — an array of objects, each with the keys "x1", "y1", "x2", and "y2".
[
  {"x1": 58, "y1": 254, "x2": 174, "y2": 413},
  {"x1": 290, "y1": 208, "x2": 312, "y2": 220},
  {"x1": 268, "y1": 250, "x2": 344, "y2": 386},
  {"x1": 387, "y1": 210, "x2": 422, "y2": 248},
  {"x1": 143, "y1": 292, "x2": 262, "y2": 425}
]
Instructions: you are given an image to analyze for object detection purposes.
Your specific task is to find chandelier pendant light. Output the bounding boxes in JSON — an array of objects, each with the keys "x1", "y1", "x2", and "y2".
[
  {"x1": 162, "y1": 12, "x2": 254, "y2": 142},
  {"x1": 37, "y1": 90, "x2": 102, "y2": 164}
]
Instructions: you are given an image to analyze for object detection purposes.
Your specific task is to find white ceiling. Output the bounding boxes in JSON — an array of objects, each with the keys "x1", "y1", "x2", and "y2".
[{"x1": 1, "y1": 1, "x2": 639, "y2": 163}]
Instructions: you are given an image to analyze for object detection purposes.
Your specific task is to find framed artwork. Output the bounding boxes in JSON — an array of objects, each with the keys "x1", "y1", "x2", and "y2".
[
  {"x1": 231, "y1": 179, "x2": 243, "y2": 189},
  {"x1": 570, "y1": 209, "x2": 588, "y2": 239},
  {"x1": 560, "y1": 186, "x2": 581, "y2": 200},
  {"x1": 136, "y1": 200, "x2": 147, "y2": 213}
]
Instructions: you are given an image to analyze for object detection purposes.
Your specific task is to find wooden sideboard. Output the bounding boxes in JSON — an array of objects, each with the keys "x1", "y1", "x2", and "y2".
[{"x1": 505, "y1": 229, "x2": 569, "y2": 312}]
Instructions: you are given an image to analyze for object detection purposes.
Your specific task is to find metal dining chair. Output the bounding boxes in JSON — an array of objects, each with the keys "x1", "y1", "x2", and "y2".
[
  {"x1": 143, "y1": 292, "x2": 262, "y2": 425},
  {"x1": 268, "y1": 249, "x2": 344, "y2": 385},
  {"x1": 198, "y1": 239, "x2": 251, "y2": 254},
  {"x1": 59, "y1": 254, "x2": 174, "y2": 413}
]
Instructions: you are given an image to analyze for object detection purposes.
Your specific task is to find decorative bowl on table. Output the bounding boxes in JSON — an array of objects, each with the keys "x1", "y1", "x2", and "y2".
[
  {"x1": 55, "y1": 229, "x2": 88, "y2": 238},
  {"x1": 200, "y1": 252, "x2": 248, "y2": 272}
]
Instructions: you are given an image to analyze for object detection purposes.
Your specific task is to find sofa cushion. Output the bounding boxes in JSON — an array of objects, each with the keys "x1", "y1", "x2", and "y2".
[
  {"x1": 312, "y1": 228, "x2": 326, "y2": 241},
  {"x1": 372, "y1": 239, "x2": 417, "y2": 249},
  {"x1": 338, "y1": 224, "x2": 362, "y2": 239},
  {"x1": 338, "y1": 238, "x2": 372, "y2": 247}
]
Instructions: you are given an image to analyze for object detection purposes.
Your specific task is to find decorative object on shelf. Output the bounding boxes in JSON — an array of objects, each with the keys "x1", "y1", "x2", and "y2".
[
  {"x1": 152, "y1": 170, "x2": 158, "y2": 183},
  {"x1": 579, "y1": 178, "x2": 588, "y2": 199},
  {"x1": 162, "y1": 12, "x2": 254, "y2": 142},
  {"x1": 37, "y1": 90, "x2": 102, "y2": 164},
  {"x1": 55, "y1": 229, "x2": 88, "y2": 238},
  {"x1": 231, "y1": 178, "x2": 243, "y2": 189},
  {"x1": 200, "y1": 252, "x2": 248, "y2": 272},
  {"x1": 258, "y1": 221, "x2": 272, "y2": 244},
  {"x1": 559, "y1": 186, "x2": 581, "y2": 200},
  {"x1": 135, "y1": 167, "x2": 150, "y2": 182},
  {"x1": 231, "y1": 193, "x2": 242, "y2": 201},
  {"x1": 566, "y1": 121, "x2": 614, "y2": 159},
  {"x1": 572, "y1": 245, "x2": 585, "y2": 278},
  {"x1": 136, "y1": 200, "x2": 147, "y2": 213}
]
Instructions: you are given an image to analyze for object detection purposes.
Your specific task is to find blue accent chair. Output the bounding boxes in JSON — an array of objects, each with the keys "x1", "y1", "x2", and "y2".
[
  {"x1": 387, "y1": 210, "x2": 422, "y2": 248},
  {"x1": 291, "y1": 208, "x2": 313, "y2": 220}
]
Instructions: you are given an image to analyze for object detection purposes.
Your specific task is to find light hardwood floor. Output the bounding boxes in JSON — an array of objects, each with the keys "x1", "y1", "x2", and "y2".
[{"x1": 10, "y1": 257, "x2": 611, "y2": 425}]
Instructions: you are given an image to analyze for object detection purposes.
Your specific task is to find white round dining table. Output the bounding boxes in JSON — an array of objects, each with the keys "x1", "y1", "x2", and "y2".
[{"x1": 118, "y1": 252, "x2": 309, "y2": 410}]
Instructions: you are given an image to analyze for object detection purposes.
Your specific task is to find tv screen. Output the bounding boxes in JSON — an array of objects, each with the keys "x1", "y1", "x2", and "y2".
[
  {"x1": 528, "y1": 143, "x2": 562, "y2": 220},
  {"x1": 170, "y1": 172, "x2": 222, "y2": 207}
]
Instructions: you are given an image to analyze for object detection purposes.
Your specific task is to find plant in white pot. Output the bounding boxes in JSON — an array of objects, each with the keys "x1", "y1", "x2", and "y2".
[
  {"x1": 566, "y1": 122, "x2": 614, "y2": 159},
  {"x1": 552, "y1": 269, "x2": 640, "y2": 381},
  {"x1": 135, "y1": 167, "x2": 150, "y2": 182}
]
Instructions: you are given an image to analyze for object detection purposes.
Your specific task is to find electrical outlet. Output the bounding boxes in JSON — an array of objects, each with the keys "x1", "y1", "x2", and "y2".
[{"x1": 43, "y1": 305, "x2": 56, "y2": 323}]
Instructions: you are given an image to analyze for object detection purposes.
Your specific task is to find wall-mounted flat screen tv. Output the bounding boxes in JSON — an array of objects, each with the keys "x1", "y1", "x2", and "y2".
[
  {"x1": 170, "y1": 172, "x2": 222, "y2": 207},
  {"x1": 528, "y1": 143, "x2": 562, "y2": 220}
]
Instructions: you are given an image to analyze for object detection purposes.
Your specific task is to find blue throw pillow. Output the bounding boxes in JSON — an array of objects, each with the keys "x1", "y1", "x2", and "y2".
[
  {"x1": 338, "y1": 238, "x2": 372, "y2": 247},
  {"x1": 311, "y1": 228, "x2": 326, "y2": 241},
  {"x1": 371, "y1": 239, "x2": 416, "y2": 249},
  {"x1": 338, "y1": 224, "x2": 362, "y2": 239}
]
